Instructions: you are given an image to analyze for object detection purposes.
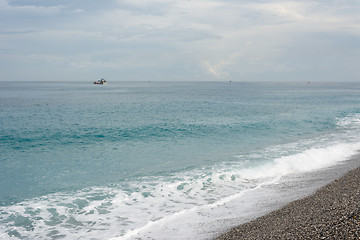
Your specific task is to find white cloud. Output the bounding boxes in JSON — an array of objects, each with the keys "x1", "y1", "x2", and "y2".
[
  {"x1": 203, "y1": 53, "x2": 242, "y2": 79},
  {"x1": 71, "y1": 9, "x2": 85, "y2": 14},
  {"x1": 1, "y1": 0, "x2": 360, "y2": 81},
  {"x1": 253, "y1": 1, "x2": 306, "y2": 20},
  {"x1": 0, "y1": 0, "x2": 64, "y2": 15}
]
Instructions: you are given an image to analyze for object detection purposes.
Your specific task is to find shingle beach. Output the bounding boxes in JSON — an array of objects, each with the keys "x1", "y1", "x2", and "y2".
[{"x1": 216, "y1": 166, "x2": 360, "y2": 239}]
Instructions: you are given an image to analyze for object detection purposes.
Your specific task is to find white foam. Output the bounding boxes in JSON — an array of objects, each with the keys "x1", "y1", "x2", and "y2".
[
  {"x1": 116, "y1": 144, "x2": 360, "y2": 240},
  {"x1": 1, "y1": 140, "x2": 360, "y2": 240},
  {"x1": 237, "y1": 142, "x2": 360, "y2": 180},
  {"x1": 336, "y1": 113, "x2": 360, "y2": 128}
]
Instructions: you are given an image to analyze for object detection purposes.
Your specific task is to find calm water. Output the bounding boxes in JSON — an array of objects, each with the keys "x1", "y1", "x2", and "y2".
[{"x1": 1, "y1": 81, "x2": 360, "y2": 239}]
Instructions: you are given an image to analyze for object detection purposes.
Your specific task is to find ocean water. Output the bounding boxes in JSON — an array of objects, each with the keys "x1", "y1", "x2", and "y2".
[{"x1": 1, "y1": 81, "x2": 360, "y2": 239}]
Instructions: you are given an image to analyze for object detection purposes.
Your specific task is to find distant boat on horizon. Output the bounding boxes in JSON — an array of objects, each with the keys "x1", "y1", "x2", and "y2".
[{"x1": 93, "y1": 78, "x2": 107, "y2": 85}]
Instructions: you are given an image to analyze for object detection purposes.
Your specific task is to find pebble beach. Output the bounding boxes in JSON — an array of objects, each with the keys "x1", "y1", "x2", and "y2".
[{"x1": 216, "y1": 166, "x2": 360, "y2": 239}]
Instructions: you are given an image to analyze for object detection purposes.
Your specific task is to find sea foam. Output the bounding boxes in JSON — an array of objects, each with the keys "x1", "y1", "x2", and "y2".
[{"x1": 1, "y1": 140, "x2": 359, "y2": 240}]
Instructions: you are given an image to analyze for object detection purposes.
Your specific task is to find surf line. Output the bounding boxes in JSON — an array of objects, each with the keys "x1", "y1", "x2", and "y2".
[{"x1": 110, "y1": 177, "x2": 281, "y2": 240}]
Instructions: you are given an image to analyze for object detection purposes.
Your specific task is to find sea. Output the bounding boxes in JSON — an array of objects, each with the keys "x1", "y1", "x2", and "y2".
[{"x1": 1, "y1": 81, "x2": 360, "y2": 240}]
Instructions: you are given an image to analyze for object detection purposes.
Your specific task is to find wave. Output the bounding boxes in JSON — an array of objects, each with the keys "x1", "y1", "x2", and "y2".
[
  {"x1": 336, "y1": 113, "x2": 360, "y2": 128},
  {"x1": 236, "y1": 142, "x2": 360, "y2": 179},
  {"x1": 0, "y1": 119, "x2": 284, "y2": 151},
  {"x1": 1, "y1": 138, "x2": 360, "y2": 239}
]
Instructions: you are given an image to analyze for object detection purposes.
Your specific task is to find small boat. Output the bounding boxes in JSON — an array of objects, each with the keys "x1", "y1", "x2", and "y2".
[{"x1": 94, "y1": 78, "x2": 107, "y2": 85}]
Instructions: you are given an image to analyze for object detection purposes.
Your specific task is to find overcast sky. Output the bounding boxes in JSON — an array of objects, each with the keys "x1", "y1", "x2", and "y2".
[{"x1": 1, "y1": 0, "x2": 360, "y2": 82}]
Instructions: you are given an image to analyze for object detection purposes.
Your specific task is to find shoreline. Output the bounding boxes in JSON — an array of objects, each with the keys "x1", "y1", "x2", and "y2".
[{"x1": 215, "y1": 164, "x2": 360, "y2": 239}]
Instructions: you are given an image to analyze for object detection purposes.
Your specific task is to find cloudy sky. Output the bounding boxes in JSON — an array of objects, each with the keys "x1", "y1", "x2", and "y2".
[{"x1": 1, "y1": 0, "x2": 360, "y2": 82}]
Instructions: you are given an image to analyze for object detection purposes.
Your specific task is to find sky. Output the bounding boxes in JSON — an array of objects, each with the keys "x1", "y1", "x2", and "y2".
[{"x1": 1, "y1": 0, "x2": 360, "y2": 82}]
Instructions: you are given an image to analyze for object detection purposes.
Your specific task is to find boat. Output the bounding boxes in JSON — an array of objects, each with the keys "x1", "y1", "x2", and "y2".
[{"x1": 94, "y1": 78, "x2": 107, "y2": 85}]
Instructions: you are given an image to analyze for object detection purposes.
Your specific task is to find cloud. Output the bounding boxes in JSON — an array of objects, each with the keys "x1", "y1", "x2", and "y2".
[
  {"x1": 253, "y1": 1, "x2": 306, "y2": 20},
  {"x1": 203, "y1": 53, "x2": 242, "y2": 79},
  {"x1": 0, "y1": 0, "x2": 64, "y2": 15},
  {"x1": 1, "y1": 0, "x2": 360, "y2": 81}
]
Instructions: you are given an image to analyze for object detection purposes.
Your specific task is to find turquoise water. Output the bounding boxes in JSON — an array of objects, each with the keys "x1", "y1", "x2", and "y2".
[{"x1": 1, "y1": 81, "x2": 360, "y2": 239}]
